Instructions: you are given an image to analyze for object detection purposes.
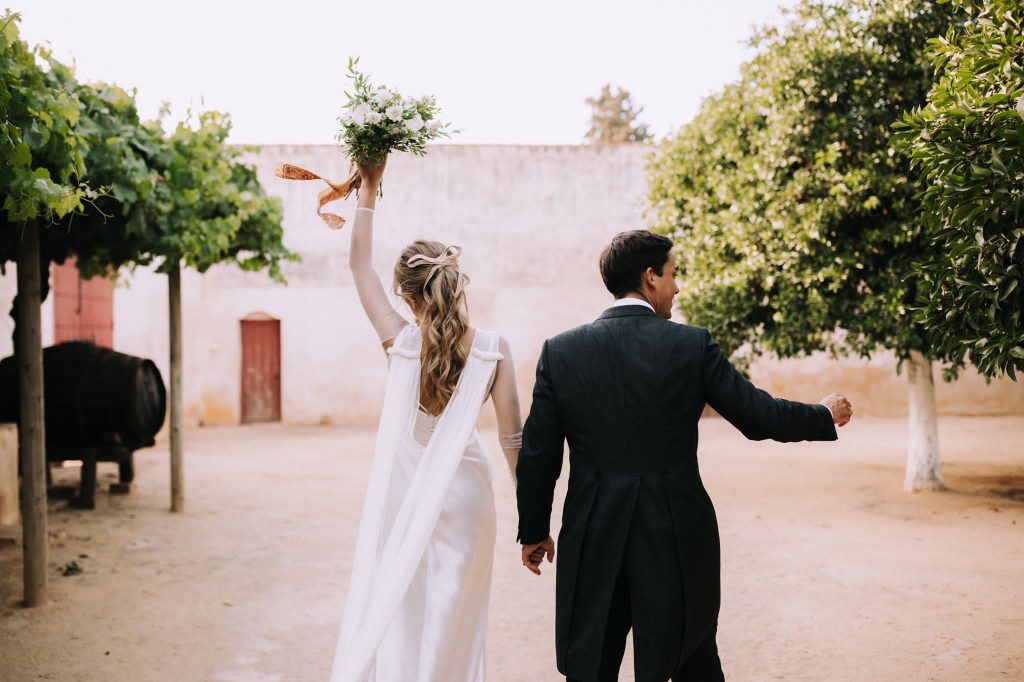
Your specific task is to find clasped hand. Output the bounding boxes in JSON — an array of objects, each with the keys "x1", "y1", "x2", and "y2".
[{"x1": 521, "y1": 536, "x2": 555, "y2": 575}]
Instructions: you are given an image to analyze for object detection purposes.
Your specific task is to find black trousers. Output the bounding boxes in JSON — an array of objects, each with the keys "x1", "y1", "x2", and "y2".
[
  {"x1": 569, "y1": 634, "x2": 724, "y2": 682},
  {"x1": 567, "y1": 531, "x2": 725, "y2": 682}
]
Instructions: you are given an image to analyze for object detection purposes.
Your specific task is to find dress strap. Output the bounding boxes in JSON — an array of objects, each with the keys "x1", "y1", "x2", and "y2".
[
  {"x1": 389, "y1": 326, "x2": 501, "y2": 361},
  {"x1": 387, "y1": 324, "x2": 421, "y2": 359}
]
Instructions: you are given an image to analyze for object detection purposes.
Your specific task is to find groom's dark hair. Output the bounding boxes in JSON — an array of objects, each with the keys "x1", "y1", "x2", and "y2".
[{"x1": 599, "y1": 230, "x2": 674, "y2": 298}]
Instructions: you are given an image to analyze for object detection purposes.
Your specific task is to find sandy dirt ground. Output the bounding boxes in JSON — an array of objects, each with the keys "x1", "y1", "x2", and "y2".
[{"x1": 1, "y1": 416, "x2": 1023, "y2": 682}]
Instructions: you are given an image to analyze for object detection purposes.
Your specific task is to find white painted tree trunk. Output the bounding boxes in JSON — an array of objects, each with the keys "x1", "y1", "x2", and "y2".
[{"x1": 904, "y1": 350, "x2": 944, "y2": 492}]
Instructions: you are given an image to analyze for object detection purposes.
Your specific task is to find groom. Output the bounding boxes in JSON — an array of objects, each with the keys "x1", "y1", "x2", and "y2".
[{"x1": 515, "y1": 230, "x2": 852, "y2": 682}]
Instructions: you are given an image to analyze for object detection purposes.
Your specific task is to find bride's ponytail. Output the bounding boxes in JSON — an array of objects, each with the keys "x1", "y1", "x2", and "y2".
[{"x1": 394, "y1": 240, "x2": 471, "y2": 415}]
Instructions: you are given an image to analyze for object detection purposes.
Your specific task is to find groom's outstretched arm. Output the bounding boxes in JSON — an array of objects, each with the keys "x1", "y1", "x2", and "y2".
[
  {"x1": 701, "y1": 328, "x2": 838, "y2": 443},
  {"x1": 516, "y1": 339, "x2": 566, "y2": 545}
]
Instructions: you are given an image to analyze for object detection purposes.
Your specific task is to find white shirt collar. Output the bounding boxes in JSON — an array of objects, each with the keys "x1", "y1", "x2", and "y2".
[{"x1": 613, "y1": 297, "x2": 655, "y2": 312}]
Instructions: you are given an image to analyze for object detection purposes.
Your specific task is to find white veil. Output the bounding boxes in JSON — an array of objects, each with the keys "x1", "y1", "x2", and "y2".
[{"x1": 330, "y1": 325, "x2": 502, "y2": 681}]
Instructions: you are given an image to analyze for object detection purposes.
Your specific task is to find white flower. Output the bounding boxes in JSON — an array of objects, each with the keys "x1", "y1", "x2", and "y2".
[
  {"x1": 385, "y1": 104, "x2": 405, "y2": 121},
  {"x1": 373, "y1": 88, "x2": 391, "y2": 107},
  {"x1": 426, "y1": 119, "x2": 443, "y2": 134},
  {"x1": 404, "y1": 115, "x2": 424, "y2": 132},
  {"x1": 350, "y1": 102, "x2": 372, "y2": 126},
  {"x1": 1017, "y1": 95, "x2": 1024, "y2": 121},
  {"x1": 365, "y1": 111, "x2": 382, "y2": 125},
  {"x1": 402, "y1": 97, "x2": 418, "y2": 111}
]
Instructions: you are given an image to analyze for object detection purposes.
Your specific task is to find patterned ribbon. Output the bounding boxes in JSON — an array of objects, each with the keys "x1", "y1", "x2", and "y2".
[{"x1": 274, "y1": 163, "x2": 362, "y2": 230}]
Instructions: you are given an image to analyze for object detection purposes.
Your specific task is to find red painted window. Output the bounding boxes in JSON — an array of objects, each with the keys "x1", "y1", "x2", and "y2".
[{"x1": 53, "y1": 257, "x2": 114, "y2": 348}]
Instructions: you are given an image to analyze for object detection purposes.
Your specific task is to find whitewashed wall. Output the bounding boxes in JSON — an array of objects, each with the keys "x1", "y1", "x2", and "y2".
[
  {"x1": 0, "y1": 265, "x2": 54, "y2": 357},
  {"x1": 0, "y1": 144, "x2": 1021, "y2": 425},
  {"x1": 190, "y1": 143, "x2": 649, "y2": 426}
]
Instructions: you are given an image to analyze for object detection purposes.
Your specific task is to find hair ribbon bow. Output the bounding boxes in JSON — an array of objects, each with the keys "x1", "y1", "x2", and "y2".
[{"x1": 407, "y1": 246, "x2": 468, "y2": 294}]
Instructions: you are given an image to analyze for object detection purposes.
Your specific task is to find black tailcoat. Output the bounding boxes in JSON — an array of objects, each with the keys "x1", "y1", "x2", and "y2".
[{"x1": 516, "y1": 305, "x2": 837, "y2": 681}]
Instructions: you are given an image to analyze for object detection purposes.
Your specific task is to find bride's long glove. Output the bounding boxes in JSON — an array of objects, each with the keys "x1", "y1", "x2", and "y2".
[
  {"x1": 499, "y1": 431, "x2": 523, "y2": 485},
  {"x1": 346, "y1": 158, "x2": 408, "y2": 345},
  {"x1": 490, "y1": 335, "x2": 523, "y2": 484}
]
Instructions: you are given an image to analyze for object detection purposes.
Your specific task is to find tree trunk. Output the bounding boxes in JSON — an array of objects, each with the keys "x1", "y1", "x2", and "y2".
[
  {"x1": 16, "y1": 221, "x2": 48, "y2": 606},
  {"x1": 904, "y1": 350, "x2": 944, "y2": 492},
  {"x1": 168, "y1": 262, "x2": 184, "y2": 513}
]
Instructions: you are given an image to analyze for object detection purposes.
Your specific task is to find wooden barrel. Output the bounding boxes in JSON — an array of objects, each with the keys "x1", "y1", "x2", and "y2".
[{"x1": 0, "y1": 341, "x2": 166, "y2": 449}]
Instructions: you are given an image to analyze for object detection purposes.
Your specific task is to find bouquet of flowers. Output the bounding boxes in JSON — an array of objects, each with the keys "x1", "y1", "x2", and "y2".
[
  {"x1": 338, "y1": 57, "x2": 451, "y2": 165},
  {"x1": 275, "y1": 58, "x2": 453, "y2": 229}
]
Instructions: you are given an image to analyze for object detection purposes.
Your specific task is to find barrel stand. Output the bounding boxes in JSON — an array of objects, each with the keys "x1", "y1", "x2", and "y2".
[{"x1": 47, "y1": 445, "x2": 134, "y2": 509}]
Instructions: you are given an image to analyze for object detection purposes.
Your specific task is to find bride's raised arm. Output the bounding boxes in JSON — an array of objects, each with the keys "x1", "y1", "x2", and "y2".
[{"x1": 349, "y1": 159, "x2": 408, "y2": 348}]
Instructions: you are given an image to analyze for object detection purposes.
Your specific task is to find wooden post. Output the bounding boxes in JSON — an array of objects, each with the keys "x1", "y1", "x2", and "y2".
[
  {"x1": 168, "y1": 261, "x2": 184, "y2": 513},
  {"x1": 16, "y1": 221, "x2": 48, "y2": 606}
]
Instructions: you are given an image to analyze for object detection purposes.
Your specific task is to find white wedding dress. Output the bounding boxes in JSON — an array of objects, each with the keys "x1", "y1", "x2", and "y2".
[{"x1": 330, "y1": 323, "x2": 507, "y2": 681}]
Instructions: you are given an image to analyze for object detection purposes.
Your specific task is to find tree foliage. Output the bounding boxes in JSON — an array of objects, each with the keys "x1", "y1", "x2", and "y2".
[
  {"x1": 584, "y1": 83, "x2": 653, "y2": 144},
  {"x1": 76, "y1": 110, "x2": 295, "y2": 281},
  {"x1": 43, "y1": 79, "x2": 162, "y2": 273},
  {"x1": 892, "y1": 0, "x2": 1024, "y2": 380},
  {"x1": 0, "y1": 11, "x2": 90, "y2": 235},
  {"x1": 647, "y1": 0, "x2": 953, "y2": 370},
  {"x1": 0, "y1": 11, "x2": 293, "y2": 283},
  {"x1": 162, "y1": 112, "x2": 293, "y2": 280}
]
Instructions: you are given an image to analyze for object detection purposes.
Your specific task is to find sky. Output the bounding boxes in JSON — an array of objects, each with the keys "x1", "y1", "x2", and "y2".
[{"x1": 15, "y1": 0, "x2": 803, "y2": 146}]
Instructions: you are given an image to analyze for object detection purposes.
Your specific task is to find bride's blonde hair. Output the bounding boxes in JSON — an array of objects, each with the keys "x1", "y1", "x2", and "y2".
[{"x1": 394, "y1": 240, "x2": 471, "y2": 416}]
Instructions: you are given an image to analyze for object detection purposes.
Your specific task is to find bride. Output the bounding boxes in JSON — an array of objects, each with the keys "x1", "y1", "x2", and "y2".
[{"x1": 330, "y1": 157, "x2": 524, "y2": 681}]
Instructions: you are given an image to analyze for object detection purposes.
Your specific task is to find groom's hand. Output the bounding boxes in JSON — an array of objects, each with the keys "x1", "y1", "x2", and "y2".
[
  {"x1": 820, "y1": 393, "x2": 853, "y2": 427},
  {"x1": 521, "y1": 536, "x2": 555, "y2": 575}
]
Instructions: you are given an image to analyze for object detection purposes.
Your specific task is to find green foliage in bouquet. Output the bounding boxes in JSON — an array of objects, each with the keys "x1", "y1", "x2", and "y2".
[
  {"x1": 336, "y1": 57, "x2": 451, "y2": 165},
  {"x1": 646, "y1": 0, "x2": 954, "y2": 372},
  {"x1": 892, "y1": 0, "x2": 1024, "y2": 380}
]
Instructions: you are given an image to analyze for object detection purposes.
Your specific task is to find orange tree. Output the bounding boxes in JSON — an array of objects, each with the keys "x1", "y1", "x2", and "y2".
[
  {"x1": 647, "y1": 0, "x2": 956, "y2": 491},
  {"x1": 893, "y1": 0, "x2": 1024, "y2": 380}
]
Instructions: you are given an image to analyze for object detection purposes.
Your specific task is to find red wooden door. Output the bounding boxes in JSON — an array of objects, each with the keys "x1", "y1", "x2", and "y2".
[
  {"x1": 54, "y1": 257, "x2": 114, "y2": 348},
  {"x1": 240, "y1": 318, "x2": 281, "y2": 423}
]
